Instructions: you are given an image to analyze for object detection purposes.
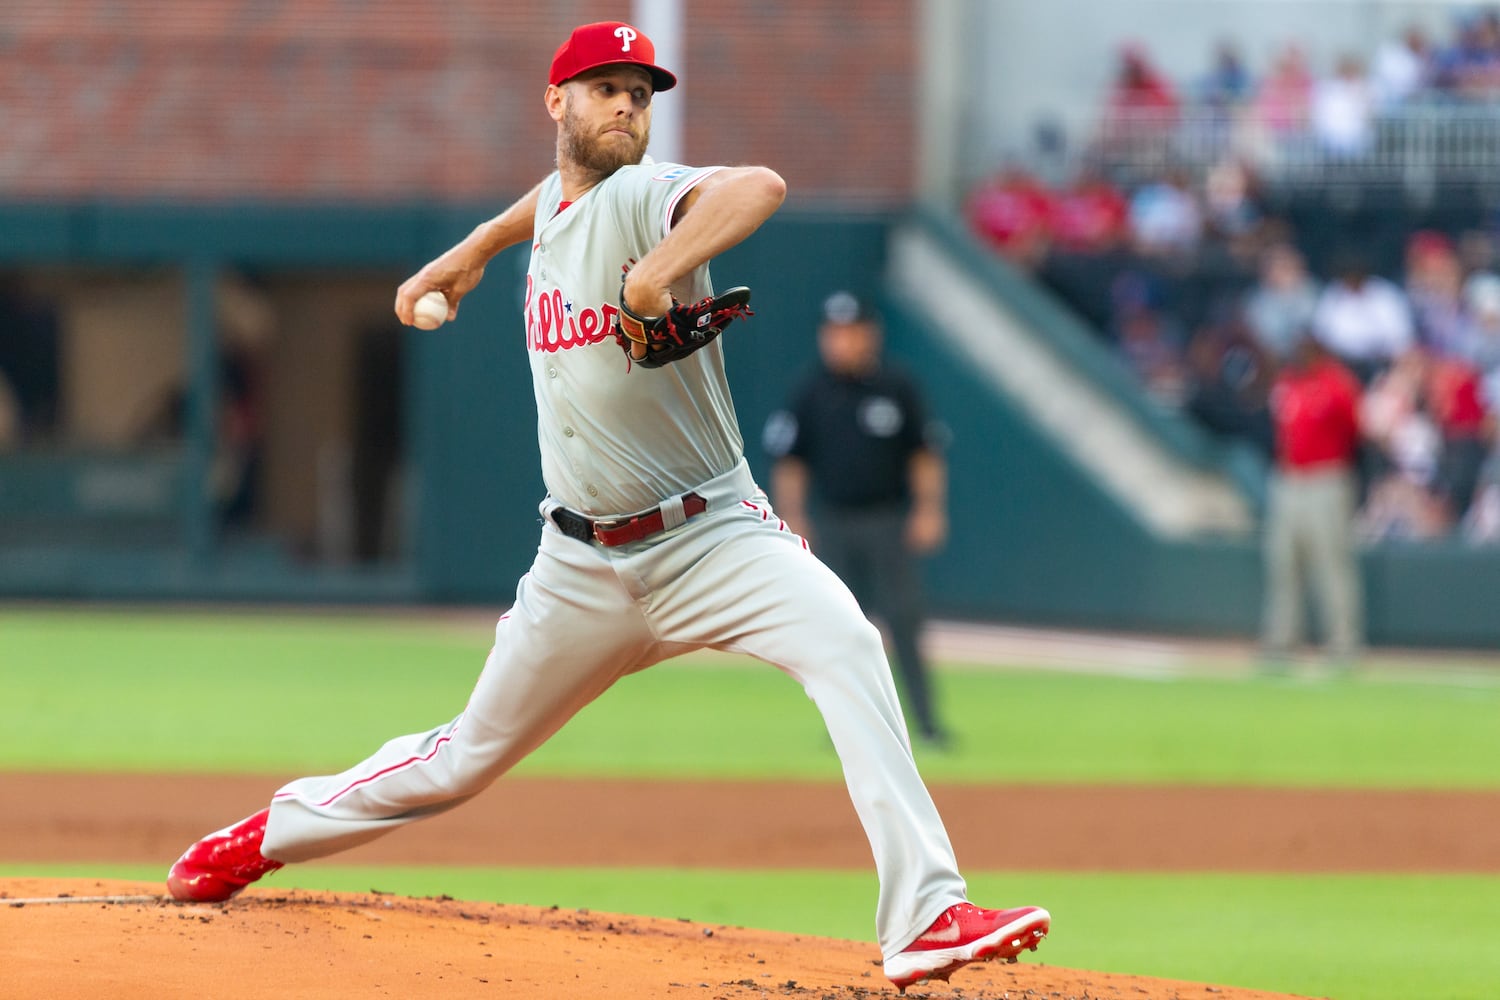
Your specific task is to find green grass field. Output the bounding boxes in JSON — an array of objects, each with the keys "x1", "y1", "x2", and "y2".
[{"x1": 4, "y1": 606, "x2": 1499, "y2": 999}]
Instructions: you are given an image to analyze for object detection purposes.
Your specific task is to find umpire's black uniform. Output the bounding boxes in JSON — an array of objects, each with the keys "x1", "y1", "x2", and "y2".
[{"x1": 764, "y1": 294, "x2": 949, "y2": 745}]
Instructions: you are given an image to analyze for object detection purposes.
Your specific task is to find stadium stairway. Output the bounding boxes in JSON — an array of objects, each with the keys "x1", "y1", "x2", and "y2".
[{"x1": 888, "y1": 209, "x2": 1260, "y2": 541}]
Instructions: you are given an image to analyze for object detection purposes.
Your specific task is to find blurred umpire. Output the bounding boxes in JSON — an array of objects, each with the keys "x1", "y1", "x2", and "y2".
[{"x1": 764, "y1": 291, "x2": 951, "y2": 747}]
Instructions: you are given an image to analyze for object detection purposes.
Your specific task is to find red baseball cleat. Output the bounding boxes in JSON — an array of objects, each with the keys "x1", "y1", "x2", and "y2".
[
  {"x1": 883, "y1": 902, "x2": 1050, "y2": 991},
  {"x1": 166, "y1": 807, "x2": 284, "y2": 902}
]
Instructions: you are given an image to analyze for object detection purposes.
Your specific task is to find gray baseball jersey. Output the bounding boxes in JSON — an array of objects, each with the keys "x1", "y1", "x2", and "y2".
[
  {"x1": 527, "y1": 160, "x2": 739, "y2": 515},
  {"x1": 260, "y1": 160, "x2": 970, "y2": 960}
]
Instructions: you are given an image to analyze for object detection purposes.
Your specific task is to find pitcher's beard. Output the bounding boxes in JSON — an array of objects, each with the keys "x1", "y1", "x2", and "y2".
[{"x1": 560, "y1": 105, "x2": 650, "y2": 177}]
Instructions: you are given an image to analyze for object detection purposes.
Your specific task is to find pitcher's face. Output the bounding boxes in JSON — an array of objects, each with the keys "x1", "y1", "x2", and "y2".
[{"x1": 554, "y1": 67, "x2": 653, "y2": 174}]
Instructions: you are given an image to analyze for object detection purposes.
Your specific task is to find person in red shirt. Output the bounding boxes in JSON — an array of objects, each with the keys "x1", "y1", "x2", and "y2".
[
  {"x1": 965, "y1": 166, "x2": 1054, "y2": 269},
  {"x1": 1426, "y1": 353, "x2": 1492, "y2": 521},
  {"x1": 1048, "y1": 167, "x2": 1129, "y2": 254},
  {"x1": 1360, "y1": 349, "x2": 1492, "y2": 536},
  {"x1": 1106, "y1": 43, "x2": 1180, "y2": 125},
  {"x1": 1096, "y1": 42, "x2": 1180, "y2": 162},
  {"x1": 1261, "y1": 332, "x2": 1365, "y2": 666}
]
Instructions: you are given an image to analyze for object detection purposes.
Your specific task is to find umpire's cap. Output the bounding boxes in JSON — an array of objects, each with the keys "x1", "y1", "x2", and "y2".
[
  {"x1": 822, "y1": 290, "x2": 878, "y2": 326},
  {"x1": 550, "y1": 21, "x2": 678, "y2": 93}
]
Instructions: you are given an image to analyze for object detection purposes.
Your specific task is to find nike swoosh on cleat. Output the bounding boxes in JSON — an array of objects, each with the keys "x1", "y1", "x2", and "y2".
[{"x1": 919, "y1": 921, "x2": 963, "y2": 944}]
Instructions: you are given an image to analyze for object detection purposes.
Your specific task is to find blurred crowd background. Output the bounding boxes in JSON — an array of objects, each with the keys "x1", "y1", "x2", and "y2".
[{"x1": 965, "y1": 4, "x2": 1500, "y2": 545}]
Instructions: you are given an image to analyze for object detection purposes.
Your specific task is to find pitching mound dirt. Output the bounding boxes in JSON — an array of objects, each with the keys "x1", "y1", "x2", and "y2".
[{"x1": 1, "y1": 879, "x2": 1313, "y2": 1000}]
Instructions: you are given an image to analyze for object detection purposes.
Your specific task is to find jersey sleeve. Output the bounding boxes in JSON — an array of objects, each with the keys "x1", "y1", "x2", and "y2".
[{"x1": 604, "y1": 162, "x2": 724, "y2": 297}]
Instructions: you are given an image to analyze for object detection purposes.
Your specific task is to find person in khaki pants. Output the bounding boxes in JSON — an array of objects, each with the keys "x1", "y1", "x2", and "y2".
[{"x1": 1261, "y1": 331, "x2": 1365, "y2": 665}]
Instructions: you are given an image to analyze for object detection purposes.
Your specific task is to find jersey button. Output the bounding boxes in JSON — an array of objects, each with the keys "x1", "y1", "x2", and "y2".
[
  {"x1": 546, "y1": 366, "x2": 558, "y2": 379},
  {"x1": 563, "y1": 426, "x2": 575, "y2": 438},
  {"x1": 586, "y1": 484, "x2": 599, "y2": 497}
]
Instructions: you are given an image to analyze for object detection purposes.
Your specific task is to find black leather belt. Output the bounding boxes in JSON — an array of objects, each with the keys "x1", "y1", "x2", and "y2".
[{"x1": 551, "y1": 492, "x2": 708, "y2": 547}]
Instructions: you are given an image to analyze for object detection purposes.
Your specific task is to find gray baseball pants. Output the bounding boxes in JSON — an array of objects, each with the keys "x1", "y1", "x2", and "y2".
[{"x1": 260, "y1": 459, "x2": 967, "y2": 957}]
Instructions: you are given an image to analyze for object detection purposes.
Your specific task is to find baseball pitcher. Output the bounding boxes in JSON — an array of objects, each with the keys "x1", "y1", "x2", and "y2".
[{"x1": 164, "y1": 21, "x2": 1049, "y2": 991}]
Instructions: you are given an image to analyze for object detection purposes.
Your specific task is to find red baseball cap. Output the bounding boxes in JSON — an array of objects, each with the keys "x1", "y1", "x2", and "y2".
[{"x1": 549, "y1": 21, "x2": 677, "y2": 93}]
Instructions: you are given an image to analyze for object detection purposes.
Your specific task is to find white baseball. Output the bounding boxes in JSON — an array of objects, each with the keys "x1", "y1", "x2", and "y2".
[{"x1": 412, "y1": 290, "x2": 450, "y2": 330}]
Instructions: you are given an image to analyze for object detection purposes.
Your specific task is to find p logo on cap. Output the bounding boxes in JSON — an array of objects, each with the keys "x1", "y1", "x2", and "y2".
[{"x1": 549, "y1": 21, "x2": 678, "y2": 92}]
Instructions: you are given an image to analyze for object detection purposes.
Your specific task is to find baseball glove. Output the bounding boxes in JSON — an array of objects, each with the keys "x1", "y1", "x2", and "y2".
[{"x1": 614, "y1": 285, "x2": 754, "y2": 368}]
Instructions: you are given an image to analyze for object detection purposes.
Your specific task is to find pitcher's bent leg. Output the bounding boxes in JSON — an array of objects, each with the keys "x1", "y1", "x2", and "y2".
[{"x1": 264, "y1": 530, "x2": 654, "y2": 862}]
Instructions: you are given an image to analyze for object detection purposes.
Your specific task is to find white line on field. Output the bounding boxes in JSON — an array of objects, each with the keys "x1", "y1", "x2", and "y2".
[{"x1": 3, "y1": 895, "x2": 164, "y2": 906}]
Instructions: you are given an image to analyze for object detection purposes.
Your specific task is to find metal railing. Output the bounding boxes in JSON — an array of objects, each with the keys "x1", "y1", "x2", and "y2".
[{"x1": 1039, "y1": 103, "x2": 1500, "y2": 191}]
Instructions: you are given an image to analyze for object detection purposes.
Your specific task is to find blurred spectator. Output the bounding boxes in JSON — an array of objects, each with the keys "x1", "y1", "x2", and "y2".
[
  {"x1": 1355, "y1": 344, "x2": 1491, "y2": 535},
  {"x1": 1310, "y1": 54, "x2": 1375, "y2": 158},
  {"x1": 1253, "y1": 43, "x2": 1314, "y2": 137},
  {"x1": 1047, "y1": 167, "x2": 1129, "y2": 254},
  {"x1": 1458, "y1": 271, "x2": 1500, "y2": 409},
  {"x1": 1358, "y1": 351, "x2": 1452, "y2": 539},
  {"x1": 1456, "y1": 228, "x2": 1496, "y2": 276},
  {"x1": 1099, "y1": 42, "x2": 1179, "y2": 164},
  {"x1": 1127, "y1": 168, "x2": 1203, "y2": 257},
  {"x1": 1311, "y1": 251, "x2": 1416, "y2": 383},
  {"x1": 1111, "y1": 270, "x2": 1187, "y2": 405},
  {"x1": 966, "y1": 165, "x2": 1054, "y2": 269},
  {"x1": 1403, "y1": 230, "x2": 1468, "y2": 357},
  {"x1": 1245, "y1": 242, "x2": 1320, "y2": 362},
  {"x1": 1193, "y1": 41, "x2": 1254, "y2": 156},
  {"x1": 1200, "y1": 157, "x2": 1267, "y2": 258},
  {"x1": 1467, "y1": 7, "x2": 1500, "y2": 89},
  {"x1": 1196, "y1": 40, "x2": 1254, "y2": 111},
  {"x1": 1261, "y1": 332, "x2": 1364, "y2": 666},
  {"x1": 1426, "y1": 352, "x2": 1491, "y2": 520},
  {"x1": 1183, "y1": 314, "x2": 1275, "y2": 455},
  {"x1": 1107, "y1": 42, "x2": 1179, "y2": 124},
  {"x1": 1371, "y1": 24, "x2": 1433, "y2": 110},
  {"x1": 1430, "y1": 8, "x2": 1500, "y2": 100},
  {"x1": 1118, "y1": 310, "x2": 1188, "y2": 407}
]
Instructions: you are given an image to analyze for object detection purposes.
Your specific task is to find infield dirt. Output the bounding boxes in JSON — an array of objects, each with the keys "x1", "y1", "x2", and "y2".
[
  {"x1": 7, "y1": 772, "x2": 1500, "y2": 998},
  {"x1": 2, "y1": 878, "x2": 1309, "y2": 1000}
]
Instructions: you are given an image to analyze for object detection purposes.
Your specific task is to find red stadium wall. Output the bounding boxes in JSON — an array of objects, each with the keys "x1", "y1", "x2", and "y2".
[{"x1": 0, "y1": 1, "x2": 915, "y2": 206}]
